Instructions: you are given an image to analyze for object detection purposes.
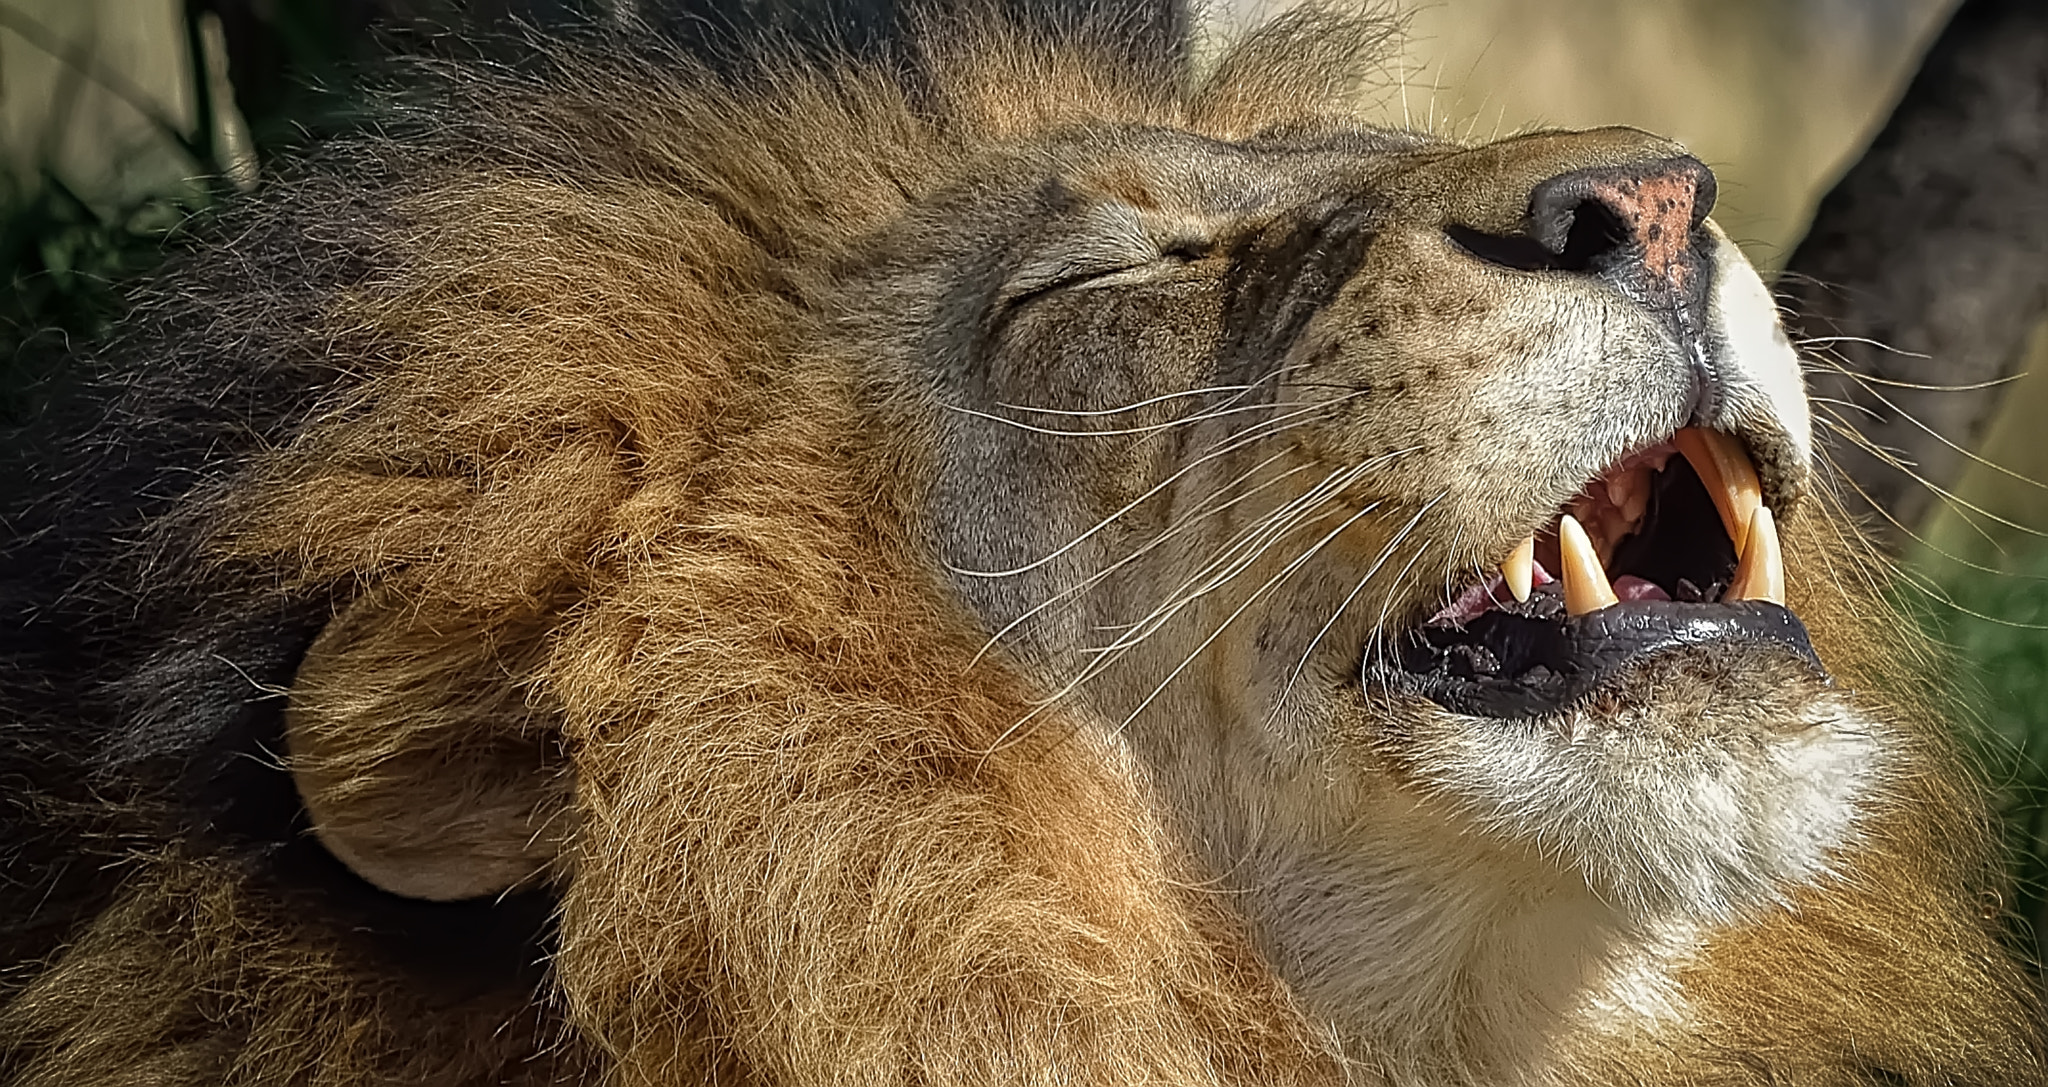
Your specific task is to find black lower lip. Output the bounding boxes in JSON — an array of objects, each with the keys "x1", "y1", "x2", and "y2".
[{"x1": 1365, "y1": 600, "x2": 1825, "y2": 719}]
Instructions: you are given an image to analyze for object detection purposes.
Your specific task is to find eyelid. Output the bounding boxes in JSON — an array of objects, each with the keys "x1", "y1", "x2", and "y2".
[
  {"x1": 997, "y1": 202, "x2": 1217, "y2": 308},
  {"x1": 1001, "y1": 253, "x2": 1139, "y2": 299},
  {"x1": 998, "y1": 203, "x2": 1155, "y2": 304}
]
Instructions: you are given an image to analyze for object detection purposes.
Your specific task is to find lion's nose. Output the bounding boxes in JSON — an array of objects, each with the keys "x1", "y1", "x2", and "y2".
[
  {"x1": 1525, "y1": 156, "x2": 1717, "y2": 291},
  {"x1": 1443, "y1": 152, "x2": 1718, "y2": 301}
]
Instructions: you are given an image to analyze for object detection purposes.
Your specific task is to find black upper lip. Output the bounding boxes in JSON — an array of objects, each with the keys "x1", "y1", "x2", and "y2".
[{"x1": 1363, "y1": 446, "x2": 1824, "y2": 719}]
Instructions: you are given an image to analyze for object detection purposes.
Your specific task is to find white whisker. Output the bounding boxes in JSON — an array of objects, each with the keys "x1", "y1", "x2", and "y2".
[
  {"x1": 965, "y1": 451, "x2": 1312, "y2": 666},
  {"x1": 991, "y1": 366, "x2": 1307, "y2": 418},
  {"x1": 1367, "y1": 541, "x2": 1435, "y2": 650},
  {"x1": 976, "y1": 453, "x2": 1390, "y2": 751},
  {"x1": 1024, "y1": 459, "x2": 1380, "y2": 719},
  {"x1": 1271, "y1": 496, "x2": 1445, "y2": 719},
  {"x1": 1821, "y1": 367, "x2": 2048, "y2": 495},
  {"x1": 1819, "y1": 412, "x2": 2044, "y2": 540},
  {"x1": 1083, "y1": 459, "x2": 1376, "y2": 657},
  {"x1": 1815, "y1": 419, "x2": 2032, "y2": 574},
  {"x1": 1116, "y1": 492, "x2": 1397, "y2": 730},
  {"x1": 943, "y1": 394, "x2": 1340, "y2": 439},
  {"x1": 1793, "y1": 334, "x2": 1931, "y2": 360},
  {"x1": 946, "y1": 390, "x2": 1376, "y2": 579},
  {"x1": 1800, "y1": 360, "x2": 2022, "y2": 394}
]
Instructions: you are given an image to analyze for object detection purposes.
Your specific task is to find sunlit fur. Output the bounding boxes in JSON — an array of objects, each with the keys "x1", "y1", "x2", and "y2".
[{"x1": 0, "y1": 10, "x2": 2040, "y2": 1087}]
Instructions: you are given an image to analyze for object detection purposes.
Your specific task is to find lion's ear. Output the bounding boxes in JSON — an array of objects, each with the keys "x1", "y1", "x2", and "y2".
[{"x1": 285, "y1": 586, "x2": 572, "y2": 902}]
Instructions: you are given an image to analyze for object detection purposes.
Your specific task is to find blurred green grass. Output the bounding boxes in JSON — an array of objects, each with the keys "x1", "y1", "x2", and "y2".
[
  {"x1": 0, "y1": 1, "x2": 592, "y2": 419},
  {"x1": 0, "y1": 0, "x2": 377, "y2": 423},
  {"x1": 1908, "y1": 541, "x2": 2048, "y2": 965},
  {"x1": 0, "y1": 167, "x2": 190, "y2": 420}
]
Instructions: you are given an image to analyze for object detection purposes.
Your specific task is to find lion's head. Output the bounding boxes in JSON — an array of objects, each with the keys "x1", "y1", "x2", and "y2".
[
  {"x1": 829, "y1": 75, "x2": 1910, "y2": 1069},
  {"x1": 11, "y1": 9, "x2": 2032, "y2": 1086}
]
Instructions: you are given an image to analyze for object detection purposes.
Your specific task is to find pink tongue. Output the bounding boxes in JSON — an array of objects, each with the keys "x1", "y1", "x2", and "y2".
[
  {"x1": 1429, "y1": 561, "x2": 1562, "y2": 624},
  {"x1": 1433, "y1": 581, "x2": 1499, "y2": 623},
  {"x1": 1613, "y1": 575, "x2": 1671, "y2": 602}
]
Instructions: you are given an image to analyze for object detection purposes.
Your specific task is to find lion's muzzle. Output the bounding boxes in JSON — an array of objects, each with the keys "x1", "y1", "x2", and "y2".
[{"x1": 1367, "y1": 427, "x2": 1824, "y2": 719}]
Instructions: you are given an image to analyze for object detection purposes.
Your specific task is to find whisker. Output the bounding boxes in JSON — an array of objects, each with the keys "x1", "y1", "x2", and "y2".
[
  {"x1": 1062, "y1": 459, "x2": 1333, "y2": 641},
  {"x1": 1821, "y1": 367, "x2": 2048, "y2": 494},
  {"x1": 1115, "y1": 493, "x2": 1397, "y2": 729},
  {"x1": 944, "y1": 400, "x2": 1230, "y2": 438},
  {"x1": 1088, "y1": 444, "x2": 1423, "y2": 644},
  {"x1": 965, "y1": 451, "x2": 1312, "y2": 666},
  {"x1": 1084, "y1": 459, "x2": 1379, "y2": 657},
  {"x1": 992, "y1": 365, "x2": 1308, "y2": 418},
  {"x1": 998, "y1": 461, "x2": 1369, "y2": 735},
  {"x1": 1816, "y1": 427, "x2": 2048, "y2": 581},
  {"x1": 993, "y1": 386, "x2": 1261, "y2": 418},
  {"x1": 1819, "y1": 413, "x2": 2045, "y2": 540},
  {"x1": 1819, "y1": 414, "x2": 2002, "y2": 553},
  {"x1": 1040, "y1": 452, "x2": 1405, "y2": 723},
  {"x1": 1439, "y1": 525, "x2": 1469, "y2": 612},
  {"x1": 1893, "y1": 561, "x2": 2048, "y2": 631},
  {"x1": 1805, "y1": 395, "x2": 1884, "y2": 423},
  {"x1": 1165, "y1": 448, "x2": 1420, "y2": 596},
  {"x1": 1270, "y1": 497, "x2": 1445, "y2": 719},
  {"x1": 946, "y1": 391, "x2": 1377, "y2": 579},
  {"x1": 1813, "y1": 402, "x2": 1923, "y2": 470},
  {"x1": 973, "y1": 442, "x2": 1419, "y2": 756},
  {"x1": 1364, "y1": 540, "x2": 1435, "y2": 661},
  {"x1": 1793, "y1": 334, "x2": 1932, "y2": 360},
  {"x1": 943, "y1": 395, "x2": 1332, "y2": 439},
  {"x1": 1800, "y1": 363, "x2": 2024, "y2": 394}
]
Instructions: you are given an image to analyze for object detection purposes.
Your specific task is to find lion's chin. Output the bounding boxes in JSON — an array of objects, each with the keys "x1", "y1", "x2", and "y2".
[{"x1": 1362, "y1": 647, "x2": 1879, "y2": 926}]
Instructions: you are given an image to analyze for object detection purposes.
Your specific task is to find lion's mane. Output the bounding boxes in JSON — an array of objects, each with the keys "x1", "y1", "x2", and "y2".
[{"x1": 0, "y1": 16, "x2": 1389, "y2": 1085}]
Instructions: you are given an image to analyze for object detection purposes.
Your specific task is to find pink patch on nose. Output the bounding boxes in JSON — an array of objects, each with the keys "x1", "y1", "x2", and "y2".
[{"x1": 1587, "y1": 170, "x2": 1700, "y2": 290}]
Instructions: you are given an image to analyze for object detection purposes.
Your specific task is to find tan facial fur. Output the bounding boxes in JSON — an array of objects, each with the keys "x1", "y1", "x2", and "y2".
[{"x1": 11, "y1": 11, "x2": 2038, "y2": 1087}]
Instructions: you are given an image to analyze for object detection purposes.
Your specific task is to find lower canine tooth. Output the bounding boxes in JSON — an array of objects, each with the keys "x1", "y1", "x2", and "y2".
[
  {"x1": 1726, "y1": 505, "x2": 1786, "y2": 606},
  {"x1": 1503, "y1": 535, "x2": 1535, "y2": 603},
  {"x1": 1558, "y1": 514, "x2": 1620, "y2": 615}
]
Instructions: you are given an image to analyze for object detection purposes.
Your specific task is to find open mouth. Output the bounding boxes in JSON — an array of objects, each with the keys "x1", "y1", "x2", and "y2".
[{"x1": 1366, "y1": 428, "x2": 1824, "y2": 719}]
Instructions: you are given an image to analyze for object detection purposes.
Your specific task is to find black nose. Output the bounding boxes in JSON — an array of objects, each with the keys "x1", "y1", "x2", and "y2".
[
  {"x1": 1527, "y1": 155, "x2": 1716, "y2": 283},
  {"x1": 1447, "y1": 155, "x2": 1717, "y2": 293}
]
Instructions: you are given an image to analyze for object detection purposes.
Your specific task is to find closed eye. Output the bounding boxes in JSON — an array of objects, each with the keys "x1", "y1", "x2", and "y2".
[
  {"x1": 997, "y1": 231, "x2": 1219, "y2": 311},
  {"x1": 996, "y1": 251, "x2": 1191, "y2": 311},
  {"x1": 996, "y1": 197, "x2": 1218, "y2": 311}
]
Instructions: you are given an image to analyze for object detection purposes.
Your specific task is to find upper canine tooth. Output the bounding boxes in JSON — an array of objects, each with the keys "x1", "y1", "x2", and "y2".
[
  {"x1": 1674, "y1": 428, "x2": 1762, "y2": 557},
  {"x1": 1503, "y1": 535, "x2": 1535, "y2": 603},
  {"x1": 1725, "y1": 505, "x2": 1786, "y2": 606},
  {"x1": 1558, "y1": 514, "x2": 1620, "y2": 615}
]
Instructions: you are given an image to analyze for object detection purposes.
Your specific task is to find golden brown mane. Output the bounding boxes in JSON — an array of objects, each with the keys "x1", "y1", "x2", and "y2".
[{"x1": 9, "y1": 16, "x2": 1402, "y2": 1084}]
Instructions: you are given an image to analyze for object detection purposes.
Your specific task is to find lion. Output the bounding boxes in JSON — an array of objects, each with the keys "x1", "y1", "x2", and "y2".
[{"x1": 0, "y1": 8, "x2": 2040, "y2": 1086}]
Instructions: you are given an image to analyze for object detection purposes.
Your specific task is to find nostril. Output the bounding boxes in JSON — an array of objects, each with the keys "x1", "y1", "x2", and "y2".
[
  {"x1": 1555, "y1": 199, "x2": 1629, "y2": 270},
  {"x1": 1447, "y1": 155, "x2": 1715, "y2": 284},
  {"x1": 1529, "y1": 155, "x2": 1715, "y2": 282},
  {"x1": 1444, "y1": 224, "x2": 1571, "y2": 272},
  {"x1": 1445, "y1": 201, "x2": 1631, "y2": 275}
]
